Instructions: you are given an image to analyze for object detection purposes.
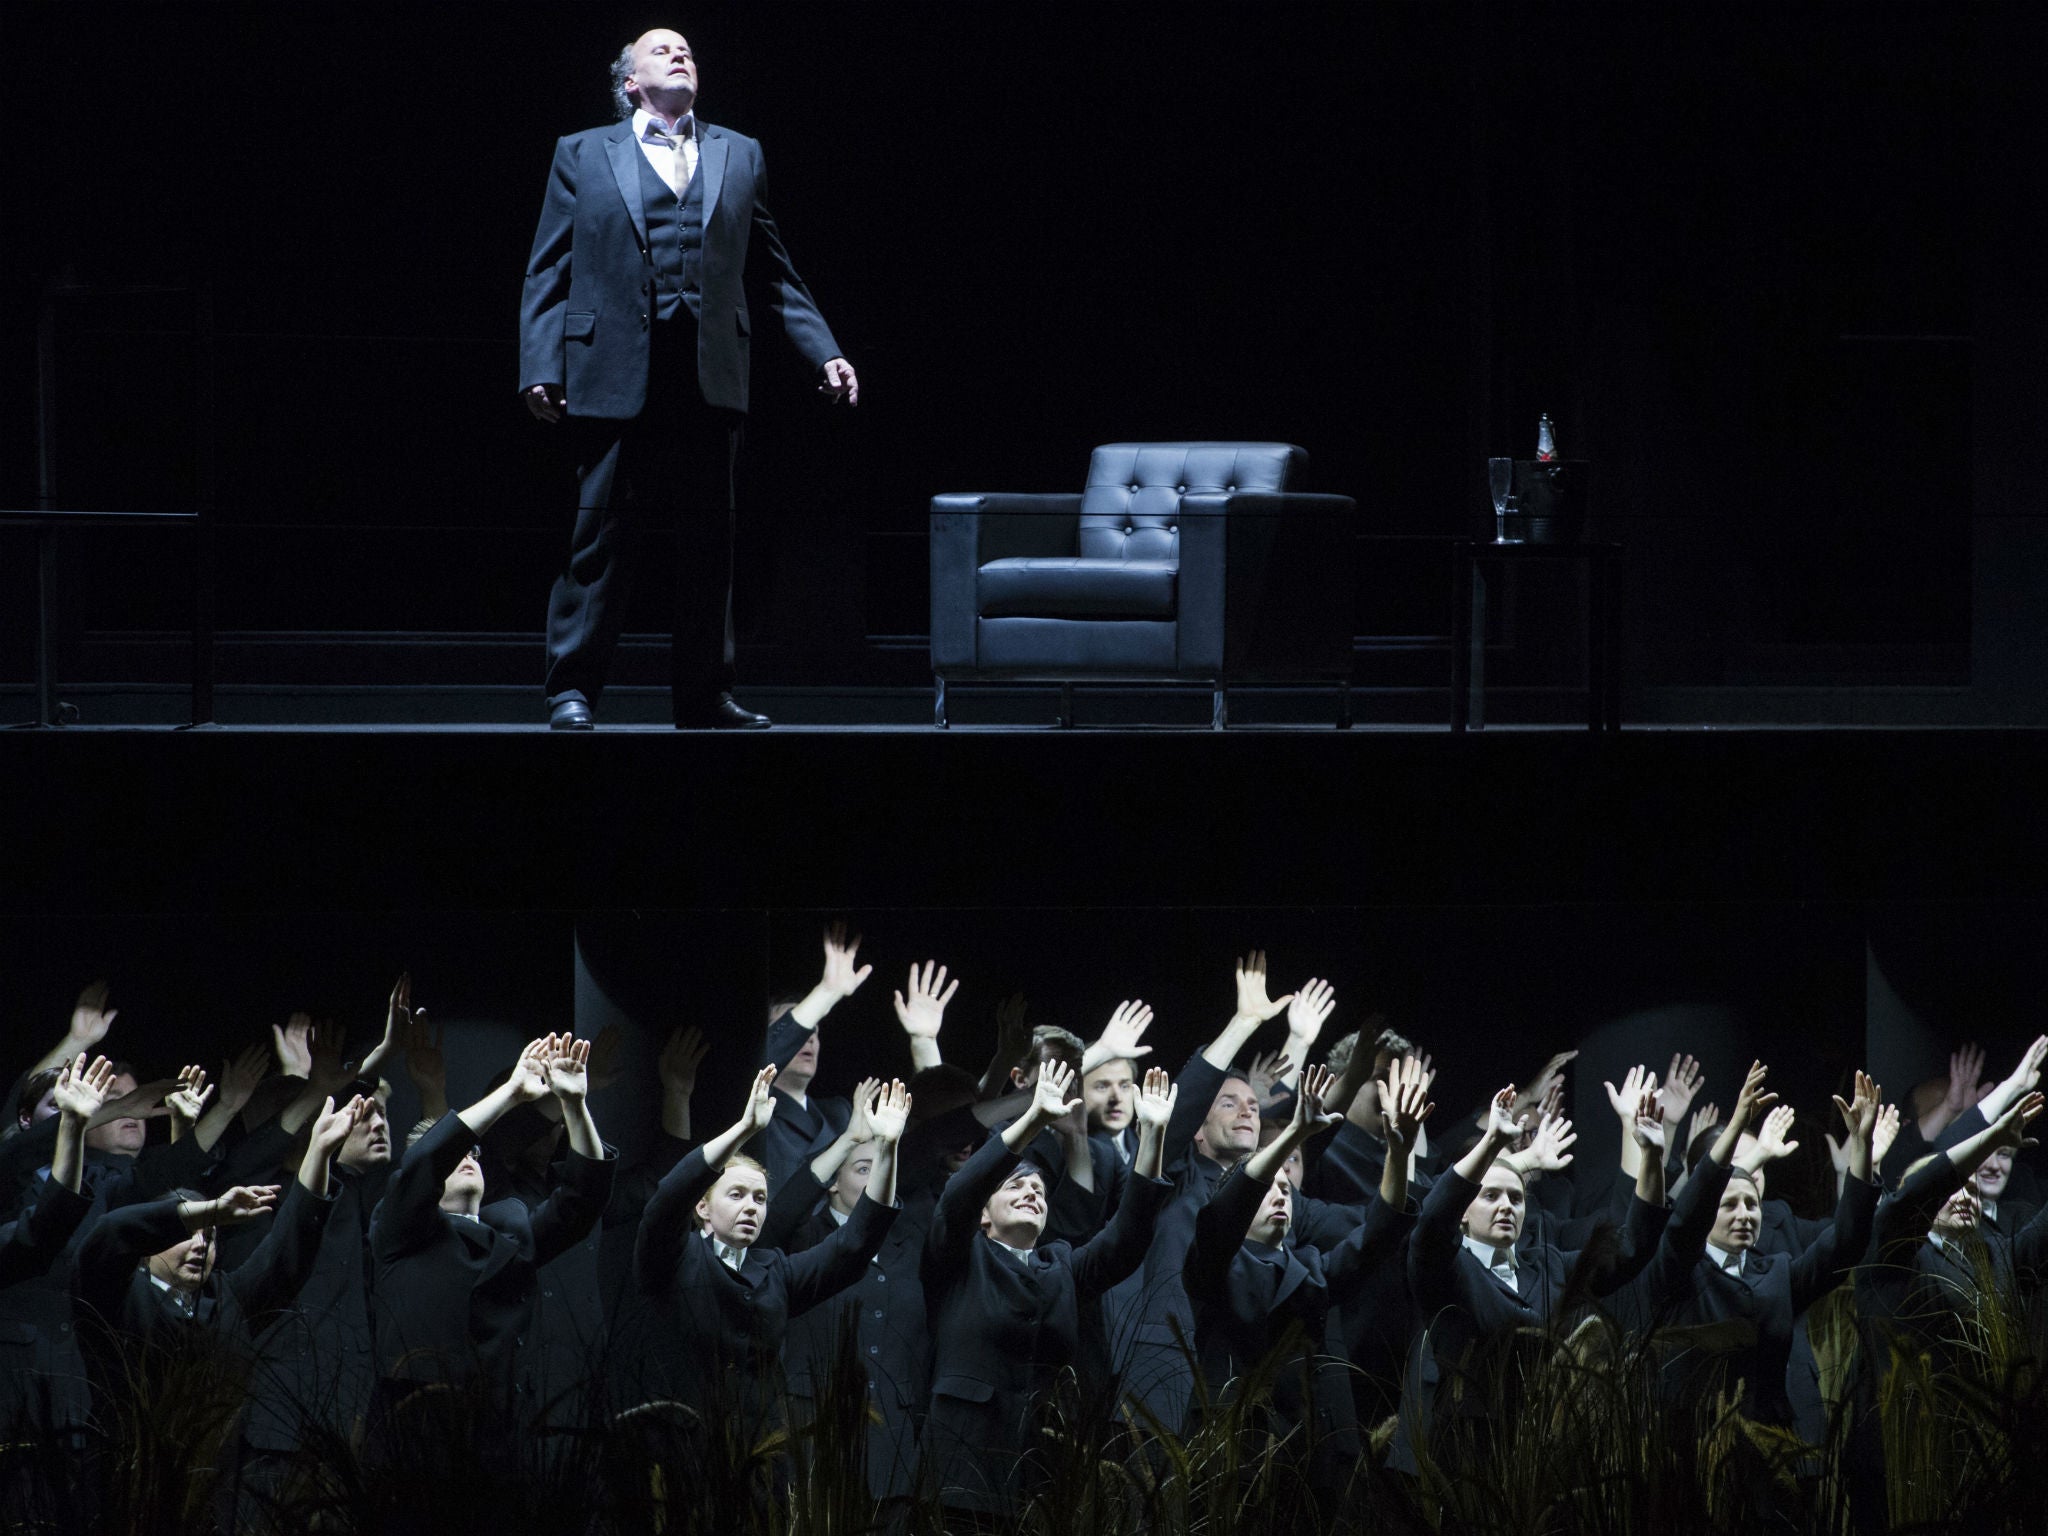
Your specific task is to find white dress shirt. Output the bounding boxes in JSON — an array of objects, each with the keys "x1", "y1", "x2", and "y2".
[
  {"x1": 1705, "y1": 1240, "x2": 1746, "y2": 1277},
  {"x1": 1462, "y1": 1234, "x2": 1519, "y2": 1289},
  {"x1": 632, "y1": 107, "x2": 699, "y2": 197}
]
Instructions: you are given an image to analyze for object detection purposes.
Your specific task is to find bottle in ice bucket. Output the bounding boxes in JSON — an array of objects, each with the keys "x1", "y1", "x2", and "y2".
[{"x1": 1536, "y1": 414, "x2": 1557, "y2": 463}]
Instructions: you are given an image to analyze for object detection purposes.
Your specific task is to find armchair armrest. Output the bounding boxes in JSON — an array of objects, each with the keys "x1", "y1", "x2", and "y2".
[
  {"x1": 1178, "y1": 491, "x2": 1356, "y2": 677},
  {"x1": 929, "y1": 493, "x2": 1085, "y2": 669}
]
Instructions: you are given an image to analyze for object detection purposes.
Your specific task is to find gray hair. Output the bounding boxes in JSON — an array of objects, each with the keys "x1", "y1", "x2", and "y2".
[{"x1": 609, "y1": 42, "x2": 638, "y2": 121}]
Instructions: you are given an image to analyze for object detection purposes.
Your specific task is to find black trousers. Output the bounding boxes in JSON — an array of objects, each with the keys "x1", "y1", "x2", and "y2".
[{"x1": 544, "y1": 309, "x2": 744, "y2": 715}]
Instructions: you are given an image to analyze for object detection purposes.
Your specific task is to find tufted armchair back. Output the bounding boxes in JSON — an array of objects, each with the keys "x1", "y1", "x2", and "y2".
[{"x1": 1077, "y1": 443, "x2": 1308, "y2": 561}]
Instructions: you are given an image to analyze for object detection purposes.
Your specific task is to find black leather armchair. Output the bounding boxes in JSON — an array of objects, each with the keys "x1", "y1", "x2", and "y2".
[{"x1": 929, "y1": 442, "x2": 1355, "y2": 727}]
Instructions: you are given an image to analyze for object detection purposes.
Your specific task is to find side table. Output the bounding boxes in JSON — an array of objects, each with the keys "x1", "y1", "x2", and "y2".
[{"x1": 1450, "y1": 539, "x2": 1621, "y2": 731}]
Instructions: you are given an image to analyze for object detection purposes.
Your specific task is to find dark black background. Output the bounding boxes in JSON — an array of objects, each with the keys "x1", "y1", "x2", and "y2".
[{"x1": 2, "y1": 2, "x2": 2026, "y2": 697}]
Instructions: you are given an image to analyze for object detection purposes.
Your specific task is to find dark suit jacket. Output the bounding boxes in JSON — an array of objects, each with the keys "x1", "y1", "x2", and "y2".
[
  {"x1": 1183, "y1": 1164, "x2": 1415, "y2": 1481},
  {"x1": 0, "y1": 1182, "x2": 95, "y2": 1434},
  {"x1": 631, "y1": 1143, "x2": 897, "y2": 1434},
  {"x1": 368, "y1": 1112, "x2": 615, "y2": 1397},
  {"x1": 1617, "y1": 1159, "x2": 1878, "y2": 1424},
  {"x1": 520, "y1": 117, "x2": 843, "y2": 418},
  {"x1": 72, "y1": 1180, "x2": 335, "y2": 1354},
  {"x1": 1405, "y1": 1165, "x2": 1668, "y2": 1454},
  {"x1": 770, "y1": 1168, "x2": 930, "y2": 1500},
  {"x1": 920, "y1": 1133, "x2": 1171, "y2": 1514}
]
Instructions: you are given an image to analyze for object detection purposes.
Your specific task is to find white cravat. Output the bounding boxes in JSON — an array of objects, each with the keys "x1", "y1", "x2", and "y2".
[
  {"x1": 1462, "y1": 1234, "x2": 1518, "y2": 1288},
  {"x1": 1706, "y1": 1240, "x2": 1745, "y2": 1278},
  {"x1": 633, "y1": 107, "x2": 699, "y2": 198}
]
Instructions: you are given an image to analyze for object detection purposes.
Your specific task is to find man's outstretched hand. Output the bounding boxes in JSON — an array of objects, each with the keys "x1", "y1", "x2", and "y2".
[
  {"x1": 524, "y1": 383, "x2": 565, "y2": 424},
  {"x1": 820, "y1": 358, "x2": 859, "y2": 406}
]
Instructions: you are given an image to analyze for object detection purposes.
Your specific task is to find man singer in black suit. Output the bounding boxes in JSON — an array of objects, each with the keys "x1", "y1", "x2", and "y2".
[{"x1": 521, "y1": 27, "x2": 859, "y2": 731}]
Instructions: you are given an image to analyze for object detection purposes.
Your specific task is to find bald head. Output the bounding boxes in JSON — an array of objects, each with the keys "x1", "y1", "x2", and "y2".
[{"x1": 620, "y1": 29, "x2": 698, "y2": 121}]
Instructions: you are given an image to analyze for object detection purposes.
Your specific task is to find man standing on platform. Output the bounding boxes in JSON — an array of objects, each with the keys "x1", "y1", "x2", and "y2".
[{"x1": 521, "y1": 27, "x2": 858, "y2": 731}]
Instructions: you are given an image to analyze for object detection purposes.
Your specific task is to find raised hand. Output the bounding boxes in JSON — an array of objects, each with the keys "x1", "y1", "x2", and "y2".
[
  {"x1": 1095, "y1": 999, "x2": 1155, "y2": 1065},
  {"x1": 1382, "y1": 1056, "x2": 1435, "y2": 1152},
  {"x1": 273, "y1": 1012, "x2": 314, "y2": 1078},
  {"x1": 1134, "y1": 1066, "x2": 1177, "y2": 1130},
  {"x1": 1232, "y1": 952, "x2": 1295, "y2": 1026},
  {"x1": 1728, "y1": 1060, "x2": 1778, "y2": 1135},
  {"x1": 846, "y1": 1077, "x2": 884, "y2": 1144},
  {"x1": 1631, "y1": 1084, "x2": 1667, "y2": 1154},
  {"x1": 166, "y1": 1065, "x2": 214, "y2": 1127},
  {"x1": 308, "y1": 1094, "x2": 368, "y2": 1163},
  {"x1": 1831, "y1": 1070, "x2": 1883, "y2": 1146},
  {"x1": 404, "y1": 1009, "x2": 447, "y2": 1096},
  {"x1": 867, "y1": 1080, "x2": 911, "y2": 1144},
  {"x1": 1032, "y1": 1059, "x2": 1082, "y2": 1122},
  {"x1": 218, "y1": 1043, "x2": 270, "y2": 1117},
  {"x1": 741, "y1": 1065, "x2": 780, "y2": 1135},
  {"x1": 208, "y1": 1185, "x2": 283, "y2": 1226},
  {"x1": 893, "y1": 962, "x2": 959, "y2": 1040},
  {"x1": 1286, "y1": 978, "x2": 1337, "y2": 1045},
  {"x1": 659, "y1": 1025, "x2": 708, "y2": 1095},
  {"x1": 1872, "y1": 1103, "x2": 1901, "y2": 1167},
  {"x1": 1753, "y1": 1104, "x2": 1800, "y2": 1162},
  {"x1": 1295, "y1": 1062, "x2": 1345, "y2": 1133},
  {"x1": 308, "y1": 1018, "x2": 352, "y2": 1093},
  {"x1": 53, "y1": 1053, "x2": 118, "y2": 1121},
  {"x1": 1687, "y1": 1101, "x2": 1722, "y2": 1149},
  {"x1": 1986, "y1": 1089, "x2": 2046, "y2": 1153},
  {"x1": 1524, "y1": 1111, "x2": 1577, "y2": 1172},
  {"x1": 1517, "y1": 1049, "x2": 1578, "y2": 1115},
  {"x1": 1603, "y1": 1064, "x2": 1654, "y2": 1126},
  {"x1": 819, "y1": 921, "x2": 874, "y2": 1002},
  {"x1": 68, "y1": 981, "x2": 117, "y2": 1050},
  {"x1": 359, "y1": 973, "x2": 411, "y2": 1080},
  {"x1": 1658, "y1": 1054, "x2": 1705, "y2": 1125},
  {"x1": 1248, "y1": 1051, "x2": 1295, "y2": 1107},
  {"x1": 545, "y1": 1036, "x2": 592, "y2": 1102},
  {"x1": 506, "y1": 1037, "x2": 554, "y2": 1103},
  {"x1": 991, "y1": 992, "x2": 1033, "y2": 1074},
  {"x1": 1945, "y1": 1043, "x2": 1987, "y2": 1116},
  {"x1": 1486, "y1": 1085, "x2": 1521, "y2": 1141}
]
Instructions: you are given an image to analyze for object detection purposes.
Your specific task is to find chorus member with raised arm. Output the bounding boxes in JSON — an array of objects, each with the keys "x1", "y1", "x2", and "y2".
[
  {"x1": 1624, "y1": 1063, "x2": 1883, "y2": 1426},
  {"x1": 1102, "y1": 953, "x2": 1298, "y2": 1432},
  {"x1": 759, "y1": 1082, "x2": 928, "y2": 1504},
  {"x1": 1184, "y1": 1059, "x2": 1430, "y2": 1496},
  {"x1": 632, "y1": 1069, "x2": 904, "y2": 1460},
  {"x1": 758, "y1": 923, "x2": 869, "y2": 1194},
  {"x1": 1858, "y1": 1089, "x2": 2048, "y2": 1358},
  {"x1": 0, "y1": 1055, "x2": 118, "y2": 1450},
  {"x1": 367, "y1": 1035, "x2": 616, "y2": 1427},
  {"x1": 71, "y1": 1095, "x2": 360, "y2": 1356},
  {"x1": 921, "y1": 1062, "x2": 1176, "y2": 1519},
  {"x1": 1406, "y1": 1079, "x2": 1670, "y2": 1460},
  {"x1": 1921, "y1": 1034, "x2": 2048, "y2": 1234}
]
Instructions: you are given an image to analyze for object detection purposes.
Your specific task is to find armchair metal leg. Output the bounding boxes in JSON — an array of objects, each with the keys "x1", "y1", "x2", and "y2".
[
  {"x1": 1212, "y1": 687, "x2": 1228, "y2": 730},
  {"x1": 1057, "y1": 683, "x2": 1074, "y2": 728},
  {"x1": 933, "y1": 676, "x2": 948, "y2": 729},
  {"x1": 1337, "y1": 682, "x2": 1353, "y2": 730}
]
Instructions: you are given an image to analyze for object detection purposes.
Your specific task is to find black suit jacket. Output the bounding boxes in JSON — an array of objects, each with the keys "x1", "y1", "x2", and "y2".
[
  {"x1": 771, "y1": 1168, "x2": 930, "y2": 1500},
  {"x1": 72, "y1": 1180, "x2": 335, "y2": 1354},
  {"x1": 920, "y1": 1133, "x2": 1171, "y2": 1515},
  {"x1": 520, "y1": 117, "x2": 843, "y2": 418},
  {"x1": 1183, "y1": 1163, "x2": 1415, "y2": 1479},
  {"x1": 1617, "y1": 1159, "x2": 1877, "y2": 1424},
  {"x1": 631, "y1": 1142, "x2": 897, "y2": 1432},
  {"x1": 368, "y1": 1112, "x2": 615, "y2": 1396},
  {"x1": 0, "y1": 1182, "x2": 96, "y2": 1434}
]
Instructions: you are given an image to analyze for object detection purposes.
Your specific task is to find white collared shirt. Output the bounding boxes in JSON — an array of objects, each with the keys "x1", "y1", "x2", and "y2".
[
  {"x1": 1462, "y1": 1234, "x2": 1518, "y2": 1288},
  {"x1": 147, "y1": 1272, "x2": 198, "y2": 1316},
  {"x1": 989, "y1": 1236, "x2": 1035, "y2": 1267},
  {"x1": 632, "y1": 107, "x2": 699, "y2": 197},
  {"x1": 709, "y1": 1234, "x2": 747, "y2": 1272},
  {"x1": 1706, "y1": 1240, "x2": 1746, "y2": 1278}
]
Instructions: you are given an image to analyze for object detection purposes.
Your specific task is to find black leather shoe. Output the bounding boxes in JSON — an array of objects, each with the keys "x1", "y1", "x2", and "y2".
[
  {"x1": 675, "y1": 693, "x2": 770, "y2": 730},
  {"x1": 549, "y1": 699, "x2": 594, "y2": 731}
]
